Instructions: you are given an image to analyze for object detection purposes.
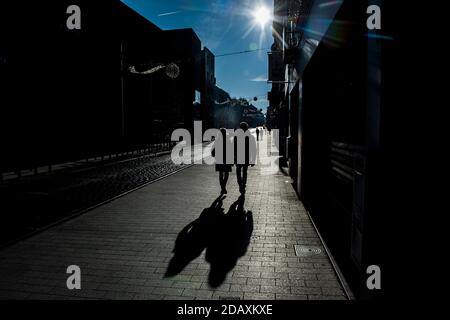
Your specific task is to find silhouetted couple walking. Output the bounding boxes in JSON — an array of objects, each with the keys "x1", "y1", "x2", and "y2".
[{"x1": 212, "y1": 122, "x2": 256, "y2": 195}]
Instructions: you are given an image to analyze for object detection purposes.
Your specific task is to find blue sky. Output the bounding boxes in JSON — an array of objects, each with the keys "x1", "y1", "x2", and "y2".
[{"x1": 122, "y1": 0, "x2": 273, "y2": 112}]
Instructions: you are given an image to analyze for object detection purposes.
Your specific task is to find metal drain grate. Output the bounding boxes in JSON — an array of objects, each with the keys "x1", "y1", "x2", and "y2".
[{"x1": 294, "y1": 245, "x2": 324, "y2": 257}]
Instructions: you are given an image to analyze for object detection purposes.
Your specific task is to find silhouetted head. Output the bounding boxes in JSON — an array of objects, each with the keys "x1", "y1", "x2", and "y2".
[{"x1": 239, "y1": 122, "x2": 249, "y2": 132}]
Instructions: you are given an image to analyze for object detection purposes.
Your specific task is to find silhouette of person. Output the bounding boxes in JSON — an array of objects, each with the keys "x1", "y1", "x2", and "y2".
[
  {"x1": 234, "y1": 122, "x2": 256, "y2": 195},
  {"x1": 212, "y1": 128, "x2": 233, "y2": 195},
  {"x1": 256, "y1": 127, "x2": 260, "y2": 141}
]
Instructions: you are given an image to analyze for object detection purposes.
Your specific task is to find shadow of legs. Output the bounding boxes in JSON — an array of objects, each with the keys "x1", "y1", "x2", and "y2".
[
  {"x1": 205, "y1": 196, "x2": 253, "y2": 287},
  {"x1": 165, "y1": 195, "x2": 225, "y2": 277}
]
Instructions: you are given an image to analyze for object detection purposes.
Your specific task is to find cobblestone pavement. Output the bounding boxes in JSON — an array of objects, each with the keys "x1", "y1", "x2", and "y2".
[
  {"x1": 0, "y1": 149, "x2": 192, "y2": 246},
  {"x1": 0, "y1": 133, "x2": 347, "y2": 300}
]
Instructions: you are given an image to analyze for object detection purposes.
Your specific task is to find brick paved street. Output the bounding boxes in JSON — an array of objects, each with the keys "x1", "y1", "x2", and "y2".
[
  {"x1": 0, "y1": 148, "x2": 191, "y2": 246},
  {"x1": 0, "y1": 133, "x2": 347, "y2": 300}
]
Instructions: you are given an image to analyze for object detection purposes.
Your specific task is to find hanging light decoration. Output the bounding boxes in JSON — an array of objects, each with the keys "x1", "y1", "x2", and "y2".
[
  {"x1": 165, "y1": 62, "x2": 180, "y2": 79},
  {"x1": 128, "y1": 62, "x2": 180, "y2": 79}
]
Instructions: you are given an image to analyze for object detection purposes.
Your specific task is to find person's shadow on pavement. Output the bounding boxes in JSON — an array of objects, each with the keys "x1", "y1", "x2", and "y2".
[
  {"x1": 165, "y1": 195, "x2": 253, "y2": 288},
  {"x1": 205, "y1": 195, "x2": 253, "y2": 288},
  {"x1": 165, "y1": 195, "x2": 225, "y2": 277}
]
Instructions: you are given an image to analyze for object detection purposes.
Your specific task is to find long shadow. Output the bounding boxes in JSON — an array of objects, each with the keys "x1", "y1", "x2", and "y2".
[
  {"x1": 205, "y1": 196, "x2": 253, "y2": 287},
  {"x1": 165, "y1": 195, "x2": 253, "y2": 288},
  {"x1": 165, "y1": 195, "x2": 226, "y2": 277}
]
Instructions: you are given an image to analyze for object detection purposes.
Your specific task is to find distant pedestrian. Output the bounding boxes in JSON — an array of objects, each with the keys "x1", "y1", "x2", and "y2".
[
  {"x1": 212, "y1": 128, "x2": 233, "y2": 195},
  {"x1": 256, "y1": 127, "x2": 260, "y2": 141},
  {"x1": 234, "y1": 122, "x2": 256, "y2": 195}
]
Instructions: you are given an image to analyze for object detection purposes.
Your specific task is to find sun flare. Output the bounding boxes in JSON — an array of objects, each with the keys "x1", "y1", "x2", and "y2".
[{"x1": 252, "y1": 6, "x2": 272, "y2": 28}]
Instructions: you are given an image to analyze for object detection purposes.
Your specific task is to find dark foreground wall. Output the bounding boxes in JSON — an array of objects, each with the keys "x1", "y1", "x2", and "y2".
[{"x1": 296, "y1": 0, "x2": 392, "y2": 299}]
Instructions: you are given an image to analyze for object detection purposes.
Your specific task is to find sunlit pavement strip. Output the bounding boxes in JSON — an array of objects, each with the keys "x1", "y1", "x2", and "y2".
[{"x1": 0, "y1": 133, "x2": 346, "y2": 300}]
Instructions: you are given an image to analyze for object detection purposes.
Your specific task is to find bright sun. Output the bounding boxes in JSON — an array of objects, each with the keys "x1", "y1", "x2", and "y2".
[{"x1": 253, "y1": 6, "x2": 271, "y2": 28}]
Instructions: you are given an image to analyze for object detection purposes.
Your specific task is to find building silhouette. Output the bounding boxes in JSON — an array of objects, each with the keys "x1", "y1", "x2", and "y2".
[
  {"x1": 268, "y1": 0, "x2": 389, "y2": 299},
  {"x1": 0, "y1": 0, "x2": 215, "y2": 174}
]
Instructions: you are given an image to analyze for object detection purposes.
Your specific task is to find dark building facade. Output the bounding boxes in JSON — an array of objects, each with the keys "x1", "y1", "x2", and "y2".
[
  {"x1": 268, "y1": 0, "x2": 389, "y2": 299},
  {"x1": 1, "y1": 1, "x2": 121, "y2": 171},
  {"x1": 125, "y1": 28, "x2": 209, "y2": 140},
  {"x1": 200, "y1": 47, "x2": 216, "y2": 130},
  {"x1": 267, "y1": 0, "x2": 288, "y2": 143},
  {"x1": 214, "y1": 86, "x2": 232, "y2": 104},
  {"x1": 0, "y1": 1, "x2": 215, "y2": 174}
]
